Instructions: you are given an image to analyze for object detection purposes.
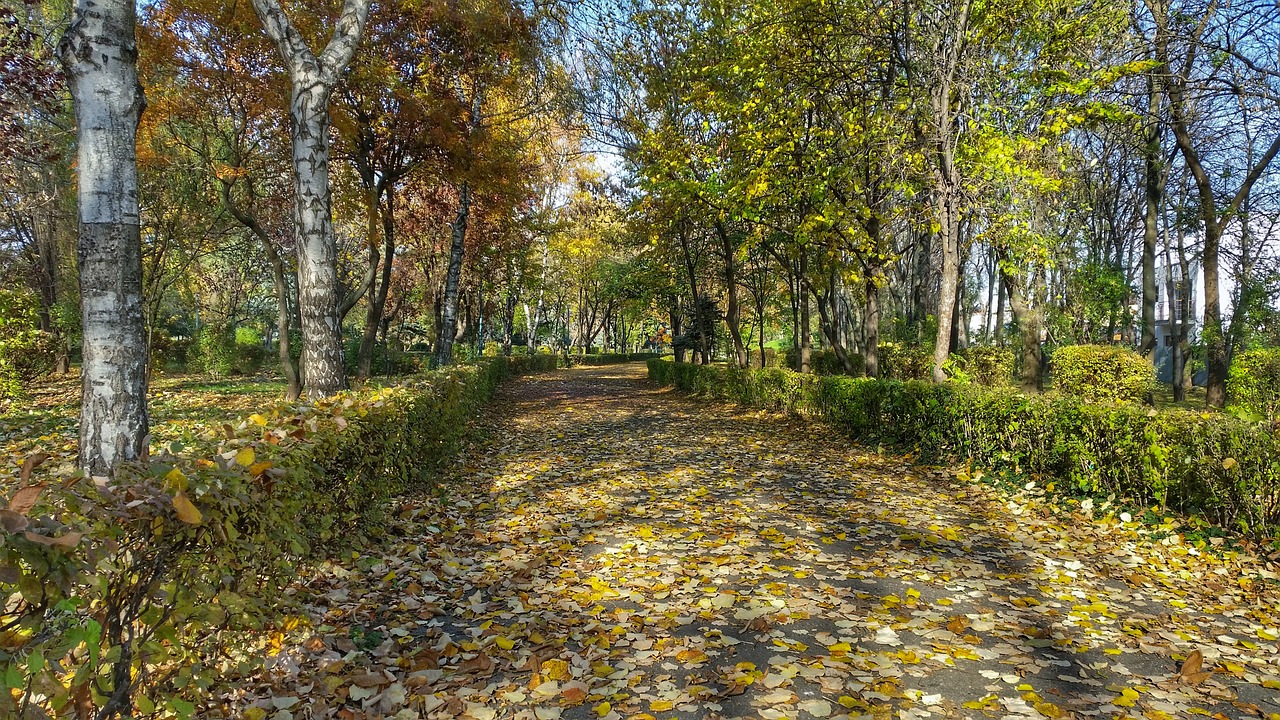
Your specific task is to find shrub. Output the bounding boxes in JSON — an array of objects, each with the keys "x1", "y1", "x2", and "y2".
[
  {"x1": 784, "y1": 347, "x2": 864, "y2": 376},
  {"x1": 1051, "y1": 344, "x2": 1155, "y2": 402},
  {"x1": 1228, "y1": 348, "x2": 1280, "y2": 421},
  {"x1": 952, "y1": 346, "x2": 1015, "y2": 386},
  {"x1": 569, "y1": 352, "x2": 664, "y2": 366},
  {"x1": 648, "y1": 358, "x2": 1280, "y2": 538},
  {"x1": 0, "y1": 355, "x2": 555, "y2": 718},
  {"x1": 187, "y1": 327, "x2": 236, "y2": 376},
  {"x1": 0, "y1": 289, "x2": 58, "y2": 398},
  {"x1": 343, "y1": 338, "x2": 422, "y2": 376},
  {"x1": 878, "y1": 342, "x2": 932, "y2": 380}
]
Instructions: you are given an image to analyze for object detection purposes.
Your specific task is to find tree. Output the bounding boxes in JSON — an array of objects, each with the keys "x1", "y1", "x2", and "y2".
[
  {"x1": 59, "y1": 0, "x2": 150, "y2": 476},
  {"x1": 250, "y1": 0, "x2": 371, "y2": 397}
]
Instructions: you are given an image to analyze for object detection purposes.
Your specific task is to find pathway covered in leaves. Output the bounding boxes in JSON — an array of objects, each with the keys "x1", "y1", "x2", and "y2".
[{"x1": 242, "y1": 363, "x2": 1280, "y2": 720}]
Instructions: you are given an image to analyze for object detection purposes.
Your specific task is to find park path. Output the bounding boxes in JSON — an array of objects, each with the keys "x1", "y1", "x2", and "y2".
[{"x1": 241, "y1": 363, "x2": 1280, "y2": 720}]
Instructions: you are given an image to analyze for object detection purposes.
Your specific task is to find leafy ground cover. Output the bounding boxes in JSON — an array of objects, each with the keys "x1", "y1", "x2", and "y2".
[
  {"x1": 213, "y1": 363, "x2": 1280, "y2": 720},
  {"x1": 1, "y1": 373, "x2": 288, "y2": 481}
]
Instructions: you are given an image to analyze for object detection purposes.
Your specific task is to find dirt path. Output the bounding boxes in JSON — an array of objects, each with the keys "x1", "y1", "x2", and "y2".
[{"x1": 243, "y1": 363, "x2": 1280, "y2": 720}]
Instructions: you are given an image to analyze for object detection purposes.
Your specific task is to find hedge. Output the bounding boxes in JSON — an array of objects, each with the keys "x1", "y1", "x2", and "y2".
[
  {"x1": 567, "y1": 351, "x2": 665, "y2": 366},
  {"x1": 1228, "y1": 348, "x2": 1280, "y2": 421},
  {"x1": 1051, "y1": 344, "x2": 1156, "y2": 403},
  {"x1": 648, "y1": 358, "x2": 1280, "y2": 537},
  {"x1": 0, "y1": 354, "x2": 559, "y2": 719}
]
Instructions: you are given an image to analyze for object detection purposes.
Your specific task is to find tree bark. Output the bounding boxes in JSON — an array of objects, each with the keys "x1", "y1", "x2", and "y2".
[
  {"x1": 1139, "y1": 76, "x2": 1163, "y2": 356},
  {"x1": 715, "y1": 221, "x2": 748, "y2": 368},
  {"x1": 250, "y1": 0, "x2": 370, "y2": 398},
  {"x1": 358, "y1": 189, "x2": 396, "y2": 379},
  {"x1": 60, "y1": 0, "x2": 149, "y2": 477},
  {"x1": 865, "y1": 277, "x2": 880, "y2": 378},
  {"x1": 435, "y1": 183, "x2": 470, "y2": 366},
  {"x1": 1003, "y1": 263, "x2": 1044, "y2": 389}
]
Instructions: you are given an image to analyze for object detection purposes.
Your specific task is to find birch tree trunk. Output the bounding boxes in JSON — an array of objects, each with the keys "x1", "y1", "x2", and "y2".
[
  {"x1": 60, "y1": 0, "x2": 149, "y2": 477},
  {"x1": 250, "y1": 0, "x2": 370, "y2": 397}
]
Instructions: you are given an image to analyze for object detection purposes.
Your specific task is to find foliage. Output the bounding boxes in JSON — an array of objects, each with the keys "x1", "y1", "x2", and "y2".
[
  {"x1": 0, "y1": 355, "x2": 557, "y2": 718},
  {"x1": 782, "y1": 348, "x2": 864, "y2": 377},
  {"x1": 650, "y1": 358, "x2": 1280, "y2": 537},
  {"x1": 951, "y1": 346, "x2": 1015, "y2": 386},
  {"x1": 568, "y1": 352, "x2": 665, "y2": 366},
  {"x1": 1051, "y1": 344, "x2": 1155, "y2": 403},
  {"x1": 1227, "y1": 348, "x2": 1280, "y2": 421},
  {"x1": 877, "y1": 342, "x2": 932, "y2": 381},
  {"x1": 0, "y1": 289, "x2": 58, "y2": 399}
]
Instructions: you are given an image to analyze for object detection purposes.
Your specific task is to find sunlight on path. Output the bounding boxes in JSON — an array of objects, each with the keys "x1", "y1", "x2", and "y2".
[{"x1": 244, "y1": 364, "x2": 1280, "y2": 720}]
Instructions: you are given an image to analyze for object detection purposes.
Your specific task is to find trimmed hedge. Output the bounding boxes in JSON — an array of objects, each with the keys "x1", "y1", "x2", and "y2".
[
  {"x1": 0, "y1": 354, "x2": 558, "y2": 718},
  {"x1": 1051, "y1": 344, "x2": 1155, "y2": 403},
  {"x1": 568, "y1": 352, "x2": 665, "y2": 366},
  {"x1": 784, "y1": 348, "x2": 864, "y2": 376},
  {"x1": 1229, "y1": 348, "x2": 1280, "y2": 421},
  {"x1": 649, "y1": 358, "x2": 1280, "y2": 537}
]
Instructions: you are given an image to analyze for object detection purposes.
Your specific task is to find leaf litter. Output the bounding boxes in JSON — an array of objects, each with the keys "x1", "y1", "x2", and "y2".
[{"x1": 206, "y1": 365, "x2": 1280, "y2": 719}]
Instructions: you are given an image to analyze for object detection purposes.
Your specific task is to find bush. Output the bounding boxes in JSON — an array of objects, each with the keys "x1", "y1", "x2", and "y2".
[
  {"x1": 0, "y1": 355, "x2": 556, "y2": 718},
  {"x1": 1051, "y1": 344, "x2": 1155, "y2": 402},
  {"x1": 343, "y1": 338, "x2": 422, "y2": 376},
  {"x1": 1229, "y1": 348, "x2": 1280, "y2": 421},
  {"x1": 569, "y1": 352, "x2": 664, "y2": 366},
  {"x1": 878, "y1": 342, "x2": 932, "y2": 380},
  {"x1": 187, "y1": 327, "x2": 236, "y2": 376},
  {"x1": 648, "y1": 358, "x2": 1280, "y2": 538},
  {"x1": 0, "y1": 289, "x2": 58, "y2": 398},
  {"x1": 783, "y1": 347, "x2": 864, "y2": 376},
  {"x1": 951, "y1": 346, "x2": 1015, "y2": 386}
]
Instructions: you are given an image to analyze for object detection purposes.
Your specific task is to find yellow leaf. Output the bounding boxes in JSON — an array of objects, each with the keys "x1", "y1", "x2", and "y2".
[
  {"x1": 1257, "y1": 629, "x2": 1278, "y2": 641},
  {"x1": 249, "y1": 413, "x2": 268, "y2": 426},
  {"x1": 649, "y1": 700, "x2": 675, "y2": 712},
  {"x1": 164, "y1": 467, "x2": 187, "y2": 491},
  {"x1": 1223, "y1": 458, "x2": 1238, "y2": 470},
  {"x1": 494, "y1": 636, "x2": 515, "y2": 651},
  {"x1": 541, "y1": 659, "x2": 570, "y2": 681},
  {"x1": 828, "y1": 642, "x2": 852, "y2": 653},
  {"x1": 235, "y1": 448, "x2": 255, "y2": 467},
  {"x1": 249, "y1": 461, "x2": 273, "y2": 477},
  {"x1": 172, "y1": 492, "x2": 203, "y2": 525},
  {"x1": 593, "y1": 702, "x2": 611, "y2": 717}
]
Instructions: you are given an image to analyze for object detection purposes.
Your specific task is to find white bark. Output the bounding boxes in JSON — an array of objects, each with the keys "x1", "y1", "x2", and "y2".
[
  {"x1": 250, "y1": 0, "x2": 371, "y2": 397},
  {"x1": 59, "y1": 0, "x2": 149, "y2": 477}
]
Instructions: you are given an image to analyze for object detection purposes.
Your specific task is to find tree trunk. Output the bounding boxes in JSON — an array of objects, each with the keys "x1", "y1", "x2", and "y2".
[
  {"x1": 435, "y1": 183, "x2": 469, "y2": 366},
  {"x1": 250, "y1": 0, "x2": 369, "y2": 397},
  {"x1": 357, "y1": 189, "x2": 396, "y2": 379},
  {"x1": 1139, "y1": 79, "x2": 1163, "y2": 356},
  {"x1": 865, "y1": 277, "x2": 880, "y2": 378},
  {"x1": 932, "y1": 204, "x2": 960, "y2": 382},
  {"x1": 1003, "y1": 266, "x2": 1043, "y2": 392},
  {"x1": 798, "y1": 252, "x2": 811, "y2": 373},
  {"x1": 716, "y1": 222, "x2": 747, "y2": 368},
  {"x1": 60, "y1": 0, "x2": 150, "y2": 477}
]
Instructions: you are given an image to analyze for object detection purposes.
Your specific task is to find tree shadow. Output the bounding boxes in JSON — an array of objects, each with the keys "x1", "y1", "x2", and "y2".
[{"x1": 275, "y1": 363, "x2": 1277, "y2": 720}]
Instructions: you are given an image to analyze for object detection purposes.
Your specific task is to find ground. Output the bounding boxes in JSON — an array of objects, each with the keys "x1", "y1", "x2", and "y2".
[{"x1": 223, "y1": 363, "x2": 1280, "y2": 720}]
